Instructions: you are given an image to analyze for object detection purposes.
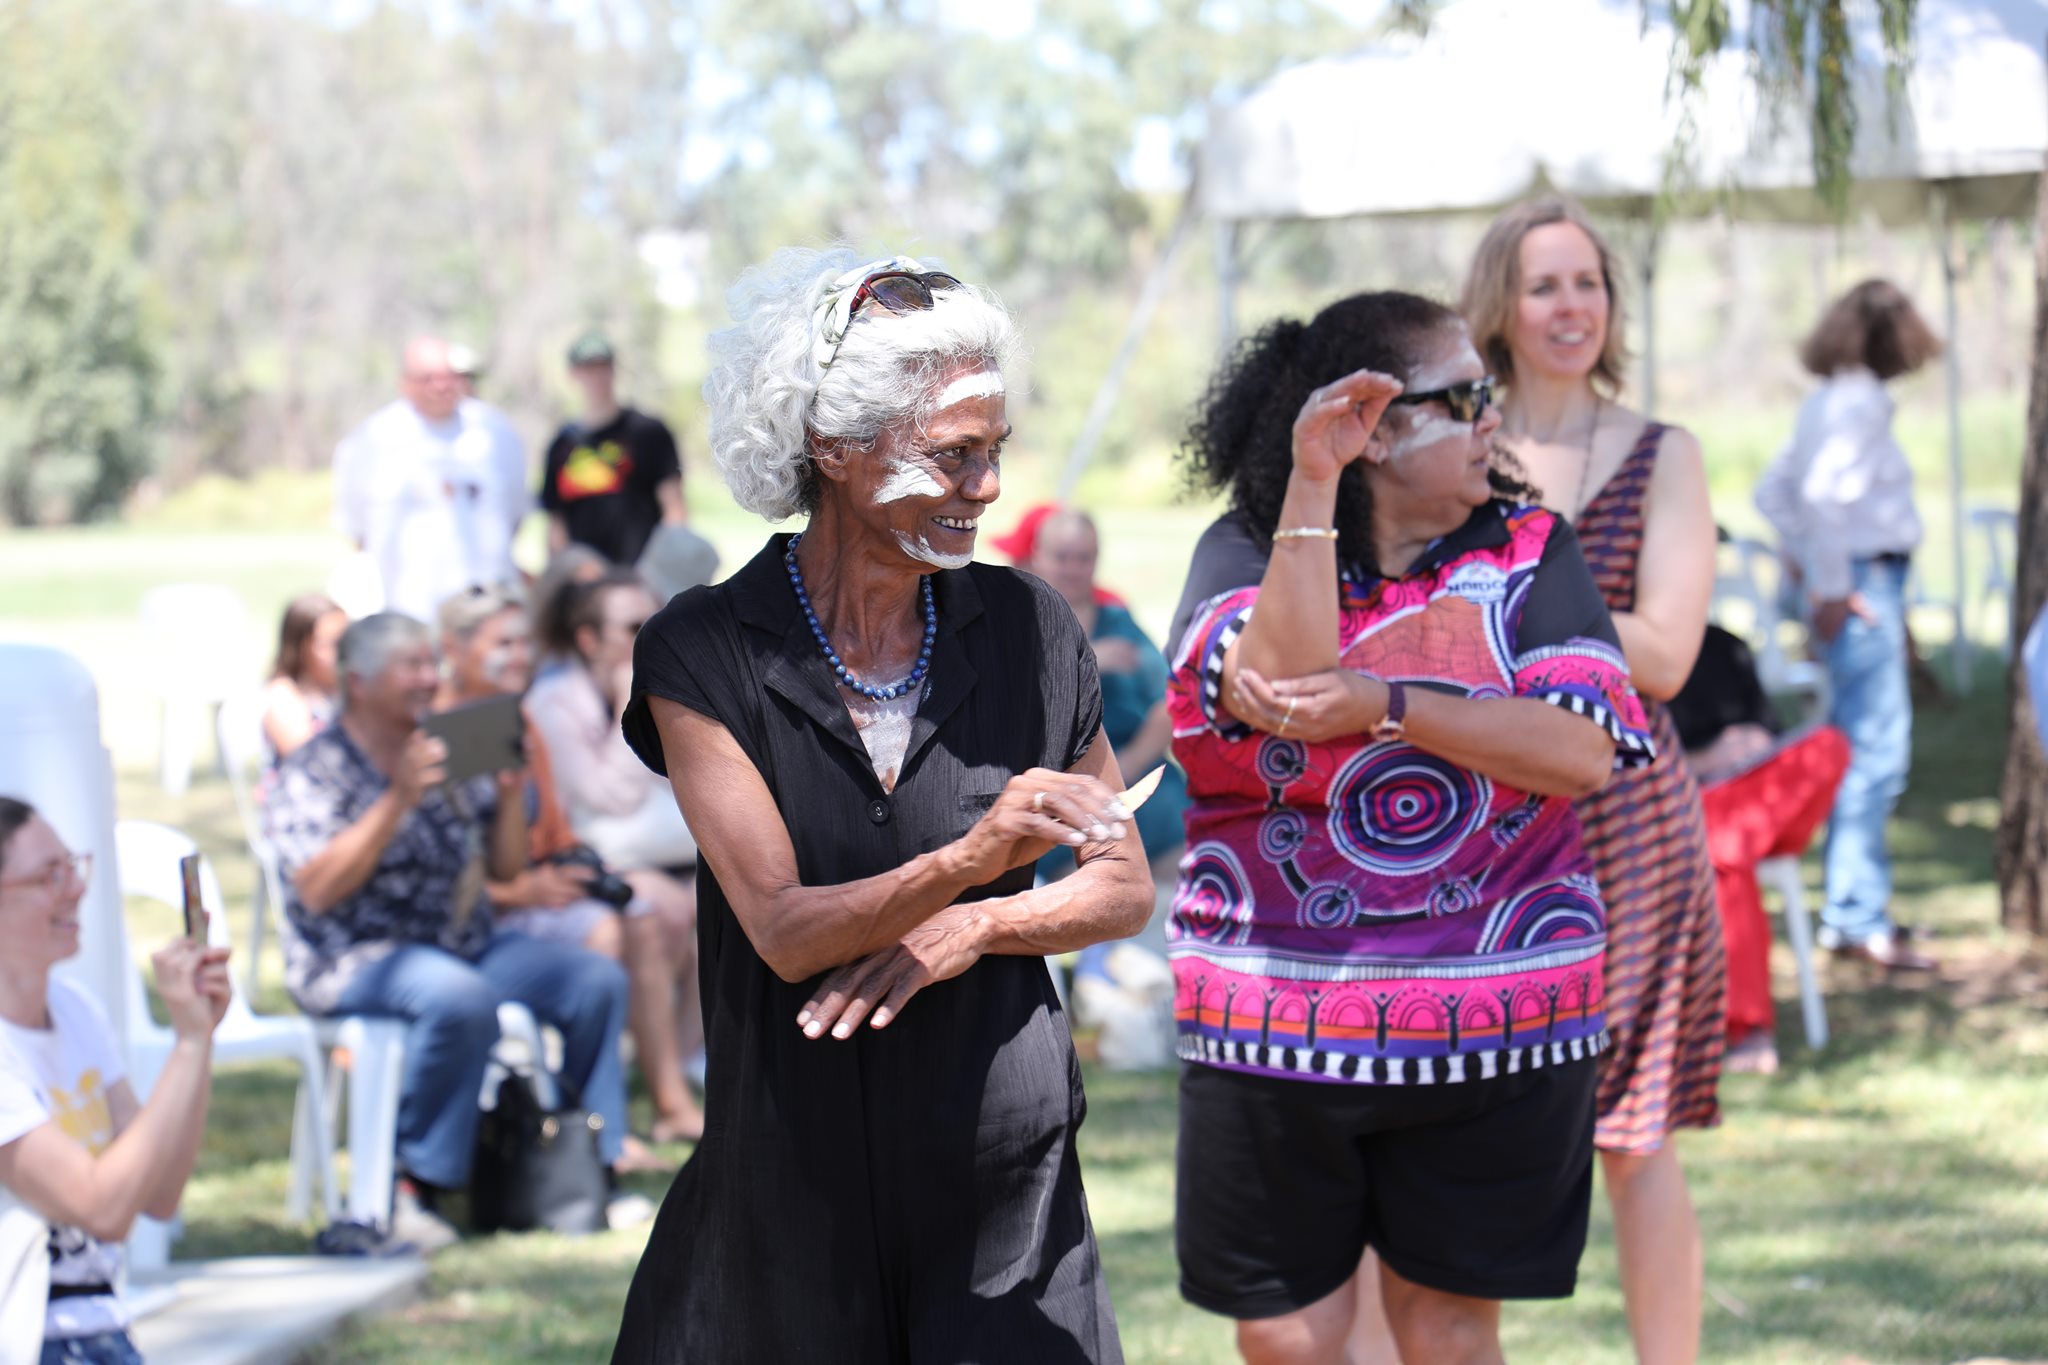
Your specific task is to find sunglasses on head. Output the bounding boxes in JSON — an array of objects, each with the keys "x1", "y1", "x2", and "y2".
[
  {"x1": 814, "y1": 265, "x2": 963, "y2": 374},
  {"x1": 1389, "y1": 375, "x2": 1495, "y2": 423}
]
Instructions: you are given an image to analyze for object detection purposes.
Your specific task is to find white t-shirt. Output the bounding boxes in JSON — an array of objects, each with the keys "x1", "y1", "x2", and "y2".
[
  {"x1": 0, "y1": 979, "x2": 129, "y2": 1341},
  {"x1": 334, "y1": 396, "x2": 530, "y2": 622}
]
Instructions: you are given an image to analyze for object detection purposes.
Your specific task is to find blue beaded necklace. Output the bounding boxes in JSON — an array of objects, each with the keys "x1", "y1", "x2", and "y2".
[{"x1": 784, "y1": 533, "x2": 936, "y2": 702}]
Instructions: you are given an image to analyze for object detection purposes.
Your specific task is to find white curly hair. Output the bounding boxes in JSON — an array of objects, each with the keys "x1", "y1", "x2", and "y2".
[{"x1": 704, "y1": 247, "x2": 1023, "y2": 520}]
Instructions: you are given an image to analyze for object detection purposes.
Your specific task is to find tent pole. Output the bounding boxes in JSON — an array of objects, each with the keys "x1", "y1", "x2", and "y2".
[
  {"x1": 1216, "y1": 219, "x2": 1242, "y2": 354},
  {"x1": 1937, "y1": 186, "x2": 1972, "y2": 693},
  {"x1": 1055, "y1": 183, "x2": 1203, "y2": 502}
]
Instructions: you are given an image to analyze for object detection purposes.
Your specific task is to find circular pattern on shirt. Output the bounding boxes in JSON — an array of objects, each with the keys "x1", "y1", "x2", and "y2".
[
  {"x1": 1326, "y1": 743, "x2": 1491, "y2": 879},
  {"x1": 1428, "y1": 876, "x2": 1482, "y2": 918},
  {"x1": 1257, "y1": 809, "x2": 1309, "y2": 864},
  {"x1": 1255, "y1": 736, "x2": 1309, "y2": 789},
  {"x1": 1171, "y1": 842, "x2": 1253, "y2": 947},
  {"x1": 1476, "y1": 878, "x2": 1605, "y2": 954},
  {"x1": 1296, "y1": 881, "x2": 1359, "y2": 931}
]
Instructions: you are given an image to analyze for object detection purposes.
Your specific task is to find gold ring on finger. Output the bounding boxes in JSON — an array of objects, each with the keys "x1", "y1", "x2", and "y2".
[
  {"x1": 1031, "y1": 791, "x2": 1046, "y2": 814},
  {"x1": 1282, "y1": 697, "x2": 1298, "y2": 732}
]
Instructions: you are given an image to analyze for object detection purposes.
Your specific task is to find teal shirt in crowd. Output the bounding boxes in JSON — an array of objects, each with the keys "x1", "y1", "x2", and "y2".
[{"x1": 1040, "y1": 603, "x2": 1189, "y2": 878}]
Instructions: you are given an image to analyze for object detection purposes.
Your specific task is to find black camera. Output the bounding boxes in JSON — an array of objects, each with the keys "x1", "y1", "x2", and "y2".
[{"x1": 546, "y1": 845, "x2": 635, "y2": 911}]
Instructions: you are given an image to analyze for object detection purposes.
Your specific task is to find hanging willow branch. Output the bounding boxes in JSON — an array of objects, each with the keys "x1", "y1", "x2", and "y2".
[{"x1": 1661, "y1": 0, "x2": 1919, "y2": 215}]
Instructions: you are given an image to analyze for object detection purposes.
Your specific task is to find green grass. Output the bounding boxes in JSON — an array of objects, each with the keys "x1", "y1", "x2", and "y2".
[{"x1": 104, "y1": 668, "x2": 2048, "y2": 1365}]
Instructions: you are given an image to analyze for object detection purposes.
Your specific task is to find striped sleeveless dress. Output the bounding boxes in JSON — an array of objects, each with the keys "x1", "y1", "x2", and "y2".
[{"x1": 1575, "y1": 421, "x2": 1726, "y2": 1152}]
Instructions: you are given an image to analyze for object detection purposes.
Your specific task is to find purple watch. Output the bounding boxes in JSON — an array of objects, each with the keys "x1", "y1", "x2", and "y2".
[{"x1": 1372, "y1": 680, "x2": 1408, "y2": 742}]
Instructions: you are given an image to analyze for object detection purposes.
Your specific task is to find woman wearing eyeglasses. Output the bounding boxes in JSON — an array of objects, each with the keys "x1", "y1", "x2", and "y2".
[
  {"x1": 0, "y1": 798, "x2": 230, "y2": 1364},
  {"x1": 1166, "y1": 291, "x2": 1650, "y2": 1364},
  {"x1": 608, "y1": 250, "x2": 1151, "y2": 1363},
  {"x1": 1462, "y1": 198, "x2": 1725, "y2": 1364}
]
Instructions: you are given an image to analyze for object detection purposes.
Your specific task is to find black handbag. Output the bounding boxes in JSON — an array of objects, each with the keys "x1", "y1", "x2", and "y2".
[{"x1": 470, "y1": 1069, "x2": 609, "y2": 1235}]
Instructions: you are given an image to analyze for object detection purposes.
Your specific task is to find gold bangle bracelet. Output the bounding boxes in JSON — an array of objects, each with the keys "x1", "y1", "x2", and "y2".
[{"x1": 1273, "y1": 527, "x2": 1340, "y2": 541}]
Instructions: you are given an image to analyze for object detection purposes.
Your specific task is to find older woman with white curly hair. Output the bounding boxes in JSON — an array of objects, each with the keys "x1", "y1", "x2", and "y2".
[{"x1": 608, "y1": 249, "x2": 1151, "y2": 1362}]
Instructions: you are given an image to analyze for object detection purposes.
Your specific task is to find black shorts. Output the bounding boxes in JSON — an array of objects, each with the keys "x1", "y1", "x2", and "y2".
[{"x1": 1175, "y1": 1056, "x2": 1598, "y2": 1317}]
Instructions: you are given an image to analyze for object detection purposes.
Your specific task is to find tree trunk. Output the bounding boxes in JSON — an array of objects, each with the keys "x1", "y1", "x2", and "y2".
[{"x1": 1994, "y1": 162, "x2": 2048, "y2": 938}]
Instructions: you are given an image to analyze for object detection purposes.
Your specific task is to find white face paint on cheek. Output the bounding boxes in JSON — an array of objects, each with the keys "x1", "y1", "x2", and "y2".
[
  {"x1": 480, "y1": 646, "x2": 516, "y2": 688},
  {"x1": 934, "y1": 370, "x2": 1004, "y2": 408},
  {"x1": 873, "y1": 456, "x2": 946, "y2": 505},
  {"x1": 1391, "y1": 411, "x2": 1471, "y2": 458},
  {"x1": 896, "y1": 530, "x2": 972, "y2": 570}
]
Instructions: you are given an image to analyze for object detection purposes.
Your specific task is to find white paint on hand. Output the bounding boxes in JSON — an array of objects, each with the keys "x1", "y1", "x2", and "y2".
[
  {"x1": 897, "y1": 529, "x2": 972, "y2": 570},
  {"x1": 874, "y1": 456, "x2": 946, "y2": 505}
]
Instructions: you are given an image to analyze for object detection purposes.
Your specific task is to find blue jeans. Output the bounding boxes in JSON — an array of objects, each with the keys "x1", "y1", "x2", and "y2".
[
  {"x1": 40, "y1": 1331, "x2": 141, "y2": 1365},
  {"x1": 328, "y1": 931, "x2": 629, "y2": 1190},
  {"x1": 1821, "y1": 557, "x2": 1912, "y2": 944}
]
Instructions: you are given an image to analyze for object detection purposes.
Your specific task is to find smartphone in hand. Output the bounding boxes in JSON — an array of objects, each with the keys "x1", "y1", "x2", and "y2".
[{"x1": 177, "y1": 853, "x2": 207, "y2": 942}]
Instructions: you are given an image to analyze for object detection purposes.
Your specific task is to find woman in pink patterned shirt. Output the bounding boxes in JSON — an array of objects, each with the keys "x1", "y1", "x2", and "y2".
[{"x1": 1167, "y1": 292, "x2": 1653, "y2": 1364}]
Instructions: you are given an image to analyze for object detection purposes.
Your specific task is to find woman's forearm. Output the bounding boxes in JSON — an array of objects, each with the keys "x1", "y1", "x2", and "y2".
[
  {"x1": 140, "y1": 1042, "x2": 212, "y2": 1219},
  {"x1": 1233, "y1": 471, "x2": 1344, "y2": 681},
  {"x1": 3, "y1": 1039, "x2": 213, "y2": 1241},
  {"x1": 488, "y1": 789, "x2": 527, "y2": 881},
  {"x1": 1405, "y1": 692, "x2": 1616, "y2": 798},
  {"x1": 970, "y1": 841, "x2": 1153, "y2": 957},
  {"x1": 292, "y1": 792, "x2": 408, "y2": 913}
]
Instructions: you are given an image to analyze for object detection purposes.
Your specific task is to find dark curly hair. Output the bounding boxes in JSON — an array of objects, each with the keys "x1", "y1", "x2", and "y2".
[{"x1": 1183, "y1": 291, "x2": 1534, "y2": 575}]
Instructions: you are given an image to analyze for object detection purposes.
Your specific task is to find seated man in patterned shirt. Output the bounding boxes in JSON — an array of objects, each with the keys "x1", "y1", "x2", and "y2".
[{"x1": 267, "y1": 612, "x2": 638, "y2": 1249}]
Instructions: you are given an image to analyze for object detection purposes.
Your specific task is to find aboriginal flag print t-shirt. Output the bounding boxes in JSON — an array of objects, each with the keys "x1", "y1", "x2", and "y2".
[{"x1": 541, "y1": 407, "x2": 682, "y2": 565}]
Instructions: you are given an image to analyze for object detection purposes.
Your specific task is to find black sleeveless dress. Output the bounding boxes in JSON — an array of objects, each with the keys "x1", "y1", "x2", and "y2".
[{"x1": 610, "y1": 535, "x2": 1124, "y2": 1364}]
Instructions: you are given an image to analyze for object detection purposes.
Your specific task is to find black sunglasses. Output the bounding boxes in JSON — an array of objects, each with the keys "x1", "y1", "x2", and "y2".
[{"x1": 1389, "y1": 375, "x2": 1495, "y2": 423}]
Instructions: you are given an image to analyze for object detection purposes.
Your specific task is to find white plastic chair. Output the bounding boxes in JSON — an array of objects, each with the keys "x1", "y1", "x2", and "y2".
[
  {"x1": 1758, "y1": 855, "x2": 1828, "y2": 1050},
  {"x1": 113, "y1": 821, "x2": 341, "y2": 1240},
  {"x1": 1714, "y1": 538, "x2": 1832, "y2": 719},
  {"x1": 194, "y1": 802, "x2": 563, "y2": 1227},
  {"x1": 214, "y1": 691, "x2": 282, "y2": 995},
  {"x1": 138, "y1": 585, "x2": 257, "y2": 796},
  {"x1": 300, "y1": 1005, "x2": 556, "y2": 1227}
]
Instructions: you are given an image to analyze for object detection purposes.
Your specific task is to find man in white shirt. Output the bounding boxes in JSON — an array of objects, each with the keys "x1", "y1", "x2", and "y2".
[{"x1": 334, "y1": 337, "x2": 530, "y2": 622}]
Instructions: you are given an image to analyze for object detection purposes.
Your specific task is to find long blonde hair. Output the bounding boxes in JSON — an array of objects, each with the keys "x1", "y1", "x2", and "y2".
[{"x1": 1460, "y1": 196, "x2": 1630, "y2": 397}]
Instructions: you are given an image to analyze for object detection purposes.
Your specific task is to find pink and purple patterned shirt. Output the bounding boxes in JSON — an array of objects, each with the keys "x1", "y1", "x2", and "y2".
[{"x1": 1166, "y1": 501, "x2": 1654, "y2": 1085}]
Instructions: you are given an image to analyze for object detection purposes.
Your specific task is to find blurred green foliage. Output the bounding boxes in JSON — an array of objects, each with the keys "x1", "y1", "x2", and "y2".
[{"x1": 0, "y1": 1, "x2": 158, "y2": 523}]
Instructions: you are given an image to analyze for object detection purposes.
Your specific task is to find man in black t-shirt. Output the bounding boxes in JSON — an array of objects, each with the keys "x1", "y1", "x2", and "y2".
[{"x1": 541, "y1": 331, "x2": 685, "y2": 564}]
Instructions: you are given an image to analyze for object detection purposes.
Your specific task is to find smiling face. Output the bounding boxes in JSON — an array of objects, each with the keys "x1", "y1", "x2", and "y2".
[
  {"x1": 844, "y1": 363, "x2": 1008, "y2": 572},
  {"x1": 1507, "y1": 223, "x2": 1611, "y2": 385},
  {"x1": 0, "y1": 816, "x2": 87, "y2": 975},
  {"x1": 1374, "y1": 323, "x2": 1503, "y2": 511},
  {"x1": 354, "y1": 638, "x2": 443, "y2": 731},
  {"x1": 451, "y1": 607, "x2": 534, "y2": 699}
]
